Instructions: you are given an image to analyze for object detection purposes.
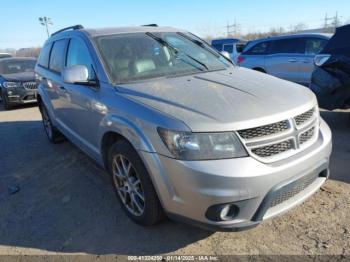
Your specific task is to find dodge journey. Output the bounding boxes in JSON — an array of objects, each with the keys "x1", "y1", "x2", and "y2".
[{"x1": 35, "y1": 25, "x2": 332, "y2": 231}]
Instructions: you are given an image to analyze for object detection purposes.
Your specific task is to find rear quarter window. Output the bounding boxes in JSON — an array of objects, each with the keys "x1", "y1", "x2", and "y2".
[
  {"x1": 212, "y1": 43, "x2": 223, "y2": 52},
  {"x1": 304, "y1": 37, "x2": 328, "y2": 55},
  {"x1": 38, "y1": 42, "x2": 52, "y2": 68}
]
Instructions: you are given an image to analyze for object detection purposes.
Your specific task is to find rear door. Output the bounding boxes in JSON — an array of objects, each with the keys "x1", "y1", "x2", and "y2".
[
  {"x1": 46, "y1": 39, "x2": 69, "y2": 125},
  {"x1": 265, "y1": 38, "x2": 302, "y2": 82},
  {"x1": 239, "y1": 41, "x2": 270, "y2": 69},
  {"x1": 298, "y1": 37, "x2": 328, "y2": 85}
]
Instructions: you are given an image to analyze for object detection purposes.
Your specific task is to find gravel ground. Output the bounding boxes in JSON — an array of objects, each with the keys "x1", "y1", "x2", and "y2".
[{"x1": 0, "y1": 104, "x2": 349, "y2": 256}]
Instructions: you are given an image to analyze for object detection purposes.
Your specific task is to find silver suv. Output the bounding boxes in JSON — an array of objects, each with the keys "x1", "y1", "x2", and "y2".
[
  {"x1": 35, "y1": 25, "x2": 332, "y2": 231},
  {"x1": 238, "y1": 34, "x2": 331, "y2": 86}
]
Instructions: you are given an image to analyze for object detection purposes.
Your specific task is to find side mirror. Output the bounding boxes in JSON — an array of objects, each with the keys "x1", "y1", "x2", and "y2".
[
  {"x1": 220, "y1": 51, "x2": 231, "y2": 59},
  {"x1": 62, "y1": 65, "x2": 89, "y2": 84}
]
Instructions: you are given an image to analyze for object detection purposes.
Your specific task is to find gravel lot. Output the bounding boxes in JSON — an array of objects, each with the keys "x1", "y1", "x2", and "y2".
[{"x1": 0, "y1": 104, "x2": 349, "y2": 256}]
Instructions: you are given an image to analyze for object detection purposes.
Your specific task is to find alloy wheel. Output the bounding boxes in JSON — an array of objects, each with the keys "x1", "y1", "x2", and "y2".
[{"x1": 112, "y1": 154, "x2": 145, "y2": 216}]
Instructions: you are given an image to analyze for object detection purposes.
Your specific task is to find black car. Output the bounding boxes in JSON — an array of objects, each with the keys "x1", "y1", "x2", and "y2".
[
  {"x1": 310, "y1": 24, "x2": 350, "y2": 110},
  {"x1": 0, "y1": 57, "x2": 37, "y2": 110}
]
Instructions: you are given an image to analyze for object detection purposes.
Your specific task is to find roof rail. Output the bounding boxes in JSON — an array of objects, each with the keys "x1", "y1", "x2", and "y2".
[
  {"x1": 142, "y1": 24, "x2": 158, "y2": 27},
  {"x1": 51, "y1": 25, "x2": 84, "y2": 36}
]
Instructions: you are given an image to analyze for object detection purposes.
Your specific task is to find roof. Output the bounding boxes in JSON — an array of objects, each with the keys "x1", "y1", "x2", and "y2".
[
  {"x1": 81, "y1": 26, "x2": 184, "y2": 37},
  {"x1": 249, "y1": 33, "x2": 333, "y2": 44},
  {"x1": 211, "y1": 38, "x2": 245, "y2": 44},
  {"x1": 0, "y1": 57, "x2": 36, "y2": 63}
]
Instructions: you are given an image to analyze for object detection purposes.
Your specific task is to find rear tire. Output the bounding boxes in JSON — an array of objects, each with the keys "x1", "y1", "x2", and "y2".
[
  {"x1": 39, "y1": 103, "x2": 64, "y2": 143},
  {"x1": 253, "y1": 68, "x2": 266, "y2": 73},
  {"x1": 108, "y1": 139, "x2": 165, "y2": 226}
]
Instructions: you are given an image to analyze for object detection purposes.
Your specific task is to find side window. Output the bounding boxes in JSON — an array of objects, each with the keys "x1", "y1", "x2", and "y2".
[
  {"x1": 66, "y1": 38, "x2": 95, "y2": 79},
  {"x1": 247, "y1": 42, "x2": 270, "y2": 55},
  {"x1": 223, "y1": 44, "x2": 234, "y2": 53},
  {"x1": 49, "y1": 39, "x2": 67, "y2": 73},
  {"x1": 270, "y1": 38, "x2": 300, "y2": 54},
  {"x1": 304, "y1": 38, "x2": 327, "y2": 55},
  {"x1": 38, "y1": 42, "x2": 52, "y2": 68},
  {"x1": 212, "y1": 43, "x2": 222, "y2": 52}
]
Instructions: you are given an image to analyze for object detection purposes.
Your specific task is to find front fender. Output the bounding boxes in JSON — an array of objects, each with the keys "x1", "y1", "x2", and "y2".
[{"x1": 98, "y1": 113, "x2": 156, "y2": 153}]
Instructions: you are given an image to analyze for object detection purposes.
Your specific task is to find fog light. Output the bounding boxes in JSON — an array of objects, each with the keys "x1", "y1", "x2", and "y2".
[
  {"x1": 220, "y1": 205, "x2": 231, "y2": 220},
  {"x1": 206, "y1": 203, "x2": 240, "y2": 221}
]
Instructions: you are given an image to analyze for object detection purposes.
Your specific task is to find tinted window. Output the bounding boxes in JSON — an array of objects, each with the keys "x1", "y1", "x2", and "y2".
[
  {"x1": 49, "y1": 39, "x2": 66, "y2": 73},
  {"x1": 223, "y1": 44, "x2": 234, "y2": 53},
  {"x1": 0, "y1": 54, "x2": 12, "y2": 59},
  {"x1": 38, "y1": 42, "x2": 52, "y2": 68},
  {"x1": 66, "y1": 38, "x2": 95, "y2": 78},
  {"x1": 247, "y1": 42, "x2": 270, "y2": 55},
  {"x1": 212, "y1": 43, "x2": 222, "y2": 52},
  {"x1": 271, "y1": 38, "x2": 300, "y2": 54},
  {"x1": 236, "y1": 43, "x2": 246, "y2": 53},
  {"x1": 304, "y1": 38, "x2": 327, "y2": 55},
  {"x1": 0, "y1": 59, "x2": 36, "y2": 74}
]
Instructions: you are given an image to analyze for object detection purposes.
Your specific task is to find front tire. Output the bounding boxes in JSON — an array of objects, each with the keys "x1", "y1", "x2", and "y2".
[
  {"x1": 39, "y1": 103, "x2": 64, "y2": 143},
  {"x1": 2, "y1": 93, "x2": 12, "y2": 110},
  {"x1": 108, "y1": 139, "x2": 164, "y2": 226}
]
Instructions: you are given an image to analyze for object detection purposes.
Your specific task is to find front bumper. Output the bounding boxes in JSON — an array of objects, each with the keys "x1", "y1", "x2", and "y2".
[
  {"x1": 140, "y1": 118, "x2": 332, "y2": 231},
  {"x1": 3, "y1": 87, "x2": 37, "y2": 104}
]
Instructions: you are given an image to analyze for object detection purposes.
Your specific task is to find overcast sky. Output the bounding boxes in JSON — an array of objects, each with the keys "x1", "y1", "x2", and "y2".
[{"x1": 0, "y1": 0, "x2": 349, "y2": 49}]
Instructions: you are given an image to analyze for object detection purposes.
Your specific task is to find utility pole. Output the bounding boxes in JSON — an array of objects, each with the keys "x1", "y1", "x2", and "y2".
[
  {"x1": 39, "y1": 17, "x2": 53, "y2": 38},
  {"x1": 226, "y1": 19, "x2": 240, "y2": 37},
  {"x1": 323, "y1": 12, "x2": 341, "y2": 32},
  {"x1": 334, "y1": 11, "x2": 339, "y2": 29}
]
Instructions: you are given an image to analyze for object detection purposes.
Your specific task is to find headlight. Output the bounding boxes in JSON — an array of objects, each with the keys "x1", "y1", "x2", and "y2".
[
  {"x1": 314, "y1": 54, "x2": 330, "y2": 67},
  {"x1": 157, "y1": 128, "x2": 248, "y2": 160},
  {"x1": 3, "y1": 82, "x2": 21, "y2": 88}
]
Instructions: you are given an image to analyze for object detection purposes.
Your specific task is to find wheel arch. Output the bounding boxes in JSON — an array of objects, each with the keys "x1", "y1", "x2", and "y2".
[
  {"x1": 253, "y1": 67, "x2": 266, "y2": 73},
  {"x1": 98, "y1": 115, "x2": 156, "y2": 170}
]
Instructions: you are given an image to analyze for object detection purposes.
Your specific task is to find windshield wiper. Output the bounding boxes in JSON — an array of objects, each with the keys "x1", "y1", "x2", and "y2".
[
  {"x1": 177, "y1": 32, "x2": 234, "y2": 65},
  {"x1": 145, "y1": 32, "x2": 209, "y2": 71}
]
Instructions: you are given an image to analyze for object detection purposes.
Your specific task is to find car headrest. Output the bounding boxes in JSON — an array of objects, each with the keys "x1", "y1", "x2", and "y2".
[{"x1": 134, "y1": 59, "x2": 156, "y2": 74}]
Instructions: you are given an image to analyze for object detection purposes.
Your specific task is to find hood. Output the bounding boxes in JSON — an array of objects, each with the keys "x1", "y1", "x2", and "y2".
[
  {"x1": 1, "y1": 71, "x2": 35, "y2": 82},
  {"x1": 117, "y1": 67, "x2": 317, "y2": 132}
]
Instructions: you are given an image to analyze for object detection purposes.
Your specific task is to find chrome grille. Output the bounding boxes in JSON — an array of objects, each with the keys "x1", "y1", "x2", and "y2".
[
  {"x1": 238, "y1": 120, "x2": 289, "y2": 140},
  {"x1": 269, "y1": 174, "x2": 318, "y2": 208},
  {"x1": 237, "y1": 107, "x2": 318, "y2": 163},
  {"x1": 300, "y1": 127, "x2": 315, "y2": 145},
  {"x1": 294, "y1": 108, "x2": 315, "y2": 127},
  {"x1": 23, "y1": 81, "x2": 37, "y2": 90},
  {"x1": 251, "y1": 139, "x2": 293, "y2": 158}
]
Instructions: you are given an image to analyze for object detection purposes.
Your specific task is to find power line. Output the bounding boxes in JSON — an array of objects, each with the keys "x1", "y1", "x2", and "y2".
[{"x1": 226, "y1": 19, "x2": 240, "y2": 36}]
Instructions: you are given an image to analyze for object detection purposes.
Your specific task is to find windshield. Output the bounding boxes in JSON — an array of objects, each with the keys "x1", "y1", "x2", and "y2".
[
  {"x1": 95, "y1": 32, "x2": 232, "y2": 84},
  {"x1": 0, "y1": 59, "x2": 36, "y2": 75}
]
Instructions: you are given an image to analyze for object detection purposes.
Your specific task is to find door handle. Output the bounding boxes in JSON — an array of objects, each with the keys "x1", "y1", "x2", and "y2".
[
  {"x1": 300, "y1": 60, "x2": 310, "y2": 64},
  {"x1": 288, "y1": 59, "x2": 297, "y2": 63},
  {"x1": 59, "y1": 86, "x2": 68, "y2": 93}
]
